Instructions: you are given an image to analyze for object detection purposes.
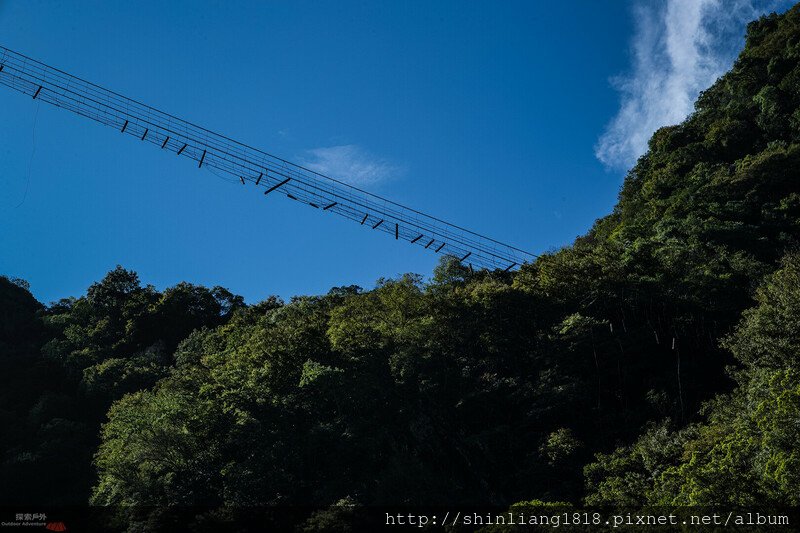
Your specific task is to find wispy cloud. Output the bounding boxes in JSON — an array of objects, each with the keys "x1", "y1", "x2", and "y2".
[
  {"x1": 302, "y1": 145, "x2": 398, "y2": 187},
  {"x1": 596, "y1": 0, "x2": 789, "y2": 170}
]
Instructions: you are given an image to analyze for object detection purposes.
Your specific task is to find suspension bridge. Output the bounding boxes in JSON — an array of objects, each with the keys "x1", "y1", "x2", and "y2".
[{"x1": 0, "y1": 45, "x2": 536, "y2": 271}]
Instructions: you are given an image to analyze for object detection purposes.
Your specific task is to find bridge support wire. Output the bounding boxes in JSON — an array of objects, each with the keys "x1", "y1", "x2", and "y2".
[{"x1": 0, "y1": 45, "x2": 537, "y2": 271}]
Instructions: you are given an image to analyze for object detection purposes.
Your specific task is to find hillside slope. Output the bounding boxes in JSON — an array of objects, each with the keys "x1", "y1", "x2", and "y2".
[{"x1": 1, "y1": 5, "x2": 799, "y2": 529}]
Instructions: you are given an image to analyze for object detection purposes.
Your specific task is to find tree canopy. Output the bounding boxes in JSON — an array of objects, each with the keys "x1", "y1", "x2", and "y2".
[{"x1": 2, "y1": 5, "x2": 800, "y2": 531}]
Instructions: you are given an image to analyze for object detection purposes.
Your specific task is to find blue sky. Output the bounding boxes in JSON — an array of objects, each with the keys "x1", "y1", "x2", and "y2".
[{"x1": 0, "y1": 0, "x2": 790, "y2": 304}]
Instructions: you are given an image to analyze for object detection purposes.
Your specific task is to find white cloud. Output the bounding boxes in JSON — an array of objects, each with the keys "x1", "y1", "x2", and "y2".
[
  {"x1": 302, "y1": 145, "x2": 398, "y2": 187},
  {"x1": 596, "y1": 0, "x2": 790, "y2": 170}
]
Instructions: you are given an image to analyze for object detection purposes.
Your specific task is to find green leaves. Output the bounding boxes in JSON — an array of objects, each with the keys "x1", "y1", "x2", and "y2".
[
  {"x1": 584, "y1": 254, "x2": 800, "y2": 508},
  {"x1": 8, "y1": 6, "x2": 800, "y2": 519},
  {"x1": 723, "y1": 253, "x2": 800, "y2": 369},
  {"x1": 92, "y1": 387, "x2": 223, "y2": 506}
]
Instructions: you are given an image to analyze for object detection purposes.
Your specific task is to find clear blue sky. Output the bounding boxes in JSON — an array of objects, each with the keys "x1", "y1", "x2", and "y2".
[{"x1": 0, "y1": 1, "x2": 766, "y2": 304}]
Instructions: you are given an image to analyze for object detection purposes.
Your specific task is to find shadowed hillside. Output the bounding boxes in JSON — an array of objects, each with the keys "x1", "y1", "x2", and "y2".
[{"x1": 1, "y1": 5, "x2": 800, "y2": 530}]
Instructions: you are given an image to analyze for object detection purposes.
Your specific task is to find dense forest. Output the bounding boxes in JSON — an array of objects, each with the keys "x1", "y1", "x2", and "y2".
[{"x1": 2, "y1": 5, "x2": 800, "y2": 531}]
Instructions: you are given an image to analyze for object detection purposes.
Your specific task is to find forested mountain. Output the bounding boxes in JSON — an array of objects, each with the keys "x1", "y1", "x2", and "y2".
[{"x1": 2, "y1": 5, "x2": 800, "y2": 530}]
